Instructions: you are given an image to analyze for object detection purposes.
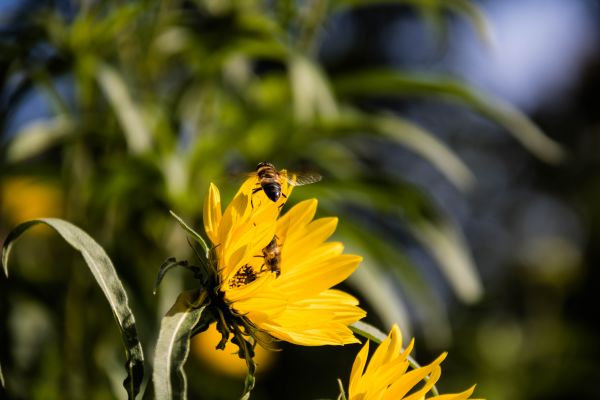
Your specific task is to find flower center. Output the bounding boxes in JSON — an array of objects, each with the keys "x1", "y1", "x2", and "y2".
[{"x1": 228, "y1": 264, "x2": 259, "y2": 288}]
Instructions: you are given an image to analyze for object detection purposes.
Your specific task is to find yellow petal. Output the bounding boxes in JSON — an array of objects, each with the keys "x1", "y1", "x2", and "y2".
[
  {"x1": 275, "y1": 254, "x2": 362, "y2": 299},
  {"x1": 281, "y1": 241, "x2": 344, "y2": 277},
  {"x1": 261, "y1": 320, "x2": 359, "y2": 345},
  {"x1": 203, "y1": 183, "x2": 222, "y2": 245},
  {"x1": 276, "y1": 199, "x2": 318, "y2": 241},
  {"x1": 365, "y1": 328, "x2": 393, "y2": 377},
  {"x1": 383, "y1": 353, "x2": 447, "y2": 400},
  {"x1": 403, "y1": 365, "x2": 442, "y2": 400},
  {"x1": 349, "y1": 341, "x2": 370, "y2": 398},
  {"x1": 284, "y1": 217, "x2": 338, "y2": 249},
  {"x1": 427, "y1": 385, "x2": 476, "y2": 400},
  {"x1": 384, "y1": 324, "x2": 403, "y2": 363},
  {"x1": 230, "y1": 287, "x2": 288, "y2": 321}
]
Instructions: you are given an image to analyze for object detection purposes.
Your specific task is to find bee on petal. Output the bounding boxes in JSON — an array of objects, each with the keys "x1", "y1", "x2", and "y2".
[
  {"x1": 252, "y1": 162, "x2": 322, "y2": 206},
  {"x1": 256, "y1": 235, "x2": 282, "y2": 277}
]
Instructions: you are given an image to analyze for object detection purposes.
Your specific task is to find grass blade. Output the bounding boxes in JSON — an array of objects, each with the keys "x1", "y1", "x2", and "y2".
[
  {"x1": 5, "y1": 116, "x2": 75, "y2": 163},
  {"x1": 1, "y1": 218, "x2": 144, "y2": 399},
  {"x1": 289, "y1": 55, "x2": 339, "y2": 123},
  {"x1": 97, "y1": 63, "x2": 152, "y2": 155},
  {"x1": 152, "y1": 290, "x2": 209, "y2": 400},
  {"x1": 333, "y1": 70, "x2": 565, "y2": 163},
  {"x1": 370, "y1": 113, "x2": 475, "y2": 190}
]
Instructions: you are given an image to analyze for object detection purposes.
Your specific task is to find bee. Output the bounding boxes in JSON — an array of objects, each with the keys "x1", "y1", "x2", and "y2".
[
  {"x1": 252, "y1": 162, "x2": 322, "y2": 204},
  {"x1": 257, "y1": 235, "x2": 282, "y2": 277}
]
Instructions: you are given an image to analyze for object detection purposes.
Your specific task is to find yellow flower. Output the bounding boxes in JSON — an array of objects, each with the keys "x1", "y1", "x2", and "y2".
[
  {"x1": 348, "y1": 324, "x2": 478, "y2": 400},
  {"x1": 203, "y1": 176, "x2": 366, "y2": 346}
]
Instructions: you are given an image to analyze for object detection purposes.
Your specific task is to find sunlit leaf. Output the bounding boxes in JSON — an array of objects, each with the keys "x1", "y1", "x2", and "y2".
[
  {"x1": 371, "y1": 114, "x2": 475, "y2": 190},
  {"x1": 1, "y1": 218, "x2": 144, "y2": 399},
  {"x1": 97, "y1": 63, "x2": 153, "y2": 154},
  {"x1": 152, "y1": 290, "x2": 209, "y2": 400},
  {"x1": 333, "y1": 70, "x2": 565, "y2": 163},
  {"x1": 337, "y1": 222, "x2": 451, "y2": 345},
  {"x1": 337, "y1": 225, "x2": 412, "y2": 334},
  {"x1": 289, "y1": 55, "x2": 338, "y2": 123},
  {"x1": 313, "y1": 109, "x2": 474, "y2": 190},
  {"x1": 5, "y1": 116, "x2": 76, "y2": 163},
  {"x1": 409, "y1": 219, "x2": 483, "y2": 303}
]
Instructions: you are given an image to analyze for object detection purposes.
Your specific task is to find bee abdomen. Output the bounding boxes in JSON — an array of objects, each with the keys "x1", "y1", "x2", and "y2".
[{"x1": 261, "y1": 182, "x2": 282, "y2": 202}]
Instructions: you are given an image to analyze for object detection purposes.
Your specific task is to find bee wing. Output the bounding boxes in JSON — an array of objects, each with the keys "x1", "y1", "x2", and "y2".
[
  {"x1": 285, "y1": 172, "x2": 322, "y2": 186},
  {"x1": 230, "y1": 171, "x2": 259, "y2": 184}
]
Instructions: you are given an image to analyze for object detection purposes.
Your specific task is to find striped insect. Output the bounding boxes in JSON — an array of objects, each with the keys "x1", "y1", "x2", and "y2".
[{"x1": 252, "y1": 162, "x2": 322, "y2": 206}]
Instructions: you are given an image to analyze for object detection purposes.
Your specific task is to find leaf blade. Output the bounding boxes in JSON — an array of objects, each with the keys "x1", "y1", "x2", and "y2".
[
  {"x1": 169, "y1": 210, "x2": 210, "y2": 259},
  {"x1": 1, "y1": 218, "x2": 145, "y2": 399},
  {"x1": 333, "y1": 70, "x2": 565, "y2": 163},
  {"x1": 152, "y1": 290, "x2": 209, "y2": 400},
  {"x1": 370, "y1": 114, "x2": 475, "y2": 190}
]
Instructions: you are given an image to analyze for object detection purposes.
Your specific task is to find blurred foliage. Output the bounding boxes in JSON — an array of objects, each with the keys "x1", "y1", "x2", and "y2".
[{"x1": 0, "y1": 0, "x2": 573, "y2": 399}]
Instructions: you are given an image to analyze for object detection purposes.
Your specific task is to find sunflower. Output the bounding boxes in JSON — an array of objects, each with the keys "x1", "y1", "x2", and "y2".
[
  {"x1": 203, "y1": 175, "x2": 366, "y2": 346},
  {"x1": 348, "y1": 324, "x2": 478, "y2": 400}
]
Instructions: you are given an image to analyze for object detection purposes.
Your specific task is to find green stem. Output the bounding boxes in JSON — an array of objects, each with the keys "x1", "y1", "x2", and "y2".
[
  {"x1": 337, "y1": 378, "x2": 347, "y2": 400},
  {"x1": 232, "y1": 324, "x2": 256, "y2": 400}
]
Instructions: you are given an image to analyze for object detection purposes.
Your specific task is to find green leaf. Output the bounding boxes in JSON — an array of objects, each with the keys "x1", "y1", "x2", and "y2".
[
  {"x1": 370, "y1": 113, "x2": 475, "y2": 190},
  {"x1": 333, "y1": 70, "x2": 565, "y2": 163},
  {"x1": 97, "y1": 63, "x2": 153, "y2": 155},
  {"x1": 446, "y1": 0, "x2": 492, "y2": 45},
  {"x1": 337, "y1": 221, "x2": 451, "y2": 344},
  {"x1": 409, "y1": 219, "x2": 483, "y2": 303},
  {"x1": 5, "y1": 115, "x2": 76, "y2": 163},
  {"x1": 154, "y1": 257, "x2": 193, "y2": 295},
  {"x1": 313, "y1": 109, "x2": 475, "y2": 190},
  {"x1": 331, "y1": 0, "x2": 492, "y2": 44},
  {"x1": 1, "y1": 218, "x2": 144, "y2": 399},
  {"x1": 232, "y1": 333, "x2": 257, "y2": 400},
  {"x1": 169, "y1": 210, "x2": 210, "y2": 259},
  {"x1": 289, "y1": 55, "x2": 339, "y2": 123},
  {"x1": 152, "y1": 290, "x2": 209, "y2": 400}
]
